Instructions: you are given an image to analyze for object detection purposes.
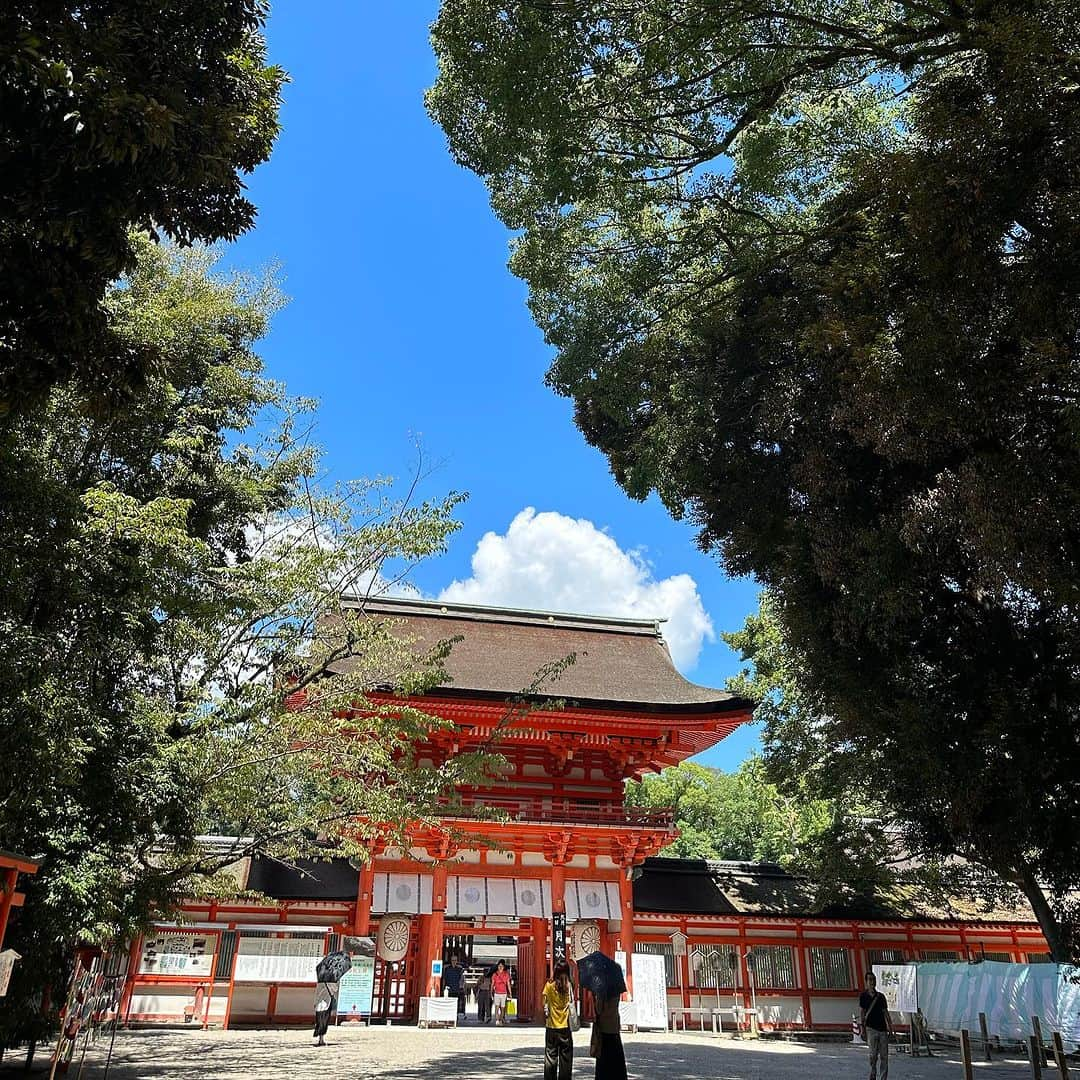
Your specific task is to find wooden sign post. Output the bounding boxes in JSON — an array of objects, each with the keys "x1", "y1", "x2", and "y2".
[
  {"x1": 1034, "y1": 1016, "x2": 1049, "y2": 1067},
  {"x1": 1029, "y1": 1035, "x2": 1044, "y2": 1080},
  {"x1": 1052, "y1": 1032, "x2": 1069, "y2": 1080},
  {"x1": 960, "y1": 1029, "x2": 975, "y2": 1080}
]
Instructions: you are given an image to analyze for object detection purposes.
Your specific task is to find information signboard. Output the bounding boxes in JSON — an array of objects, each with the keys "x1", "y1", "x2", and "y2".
[
  {"x1": 0, "y1": 951, "x2": 19, "y2": 997},
  {"x1": 234, "y1": 937, "x2": 324, "y2": 983},
  {"x1": 873, "y1": 964, "x2": 918, "y2": 1014},
  {"x1": 138, "y1": 934, "x2": 215, "y2": 978},
  {"x1": 337, "y1": 956, "x2": 376, "y2": 1020},
  {"x1": 552, "y1": 912, "x2": 567, "y2": 965},
  {"x1": 628, "y1": 952, "x2": 668, "y2": 1030}
]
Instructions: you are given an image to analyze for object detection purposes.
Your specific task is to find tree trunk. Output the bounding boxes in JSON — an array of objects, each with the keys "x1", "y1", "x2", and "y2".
[{"x1": 1017, "y1": 863, "x2": 1068, "y2": 962}]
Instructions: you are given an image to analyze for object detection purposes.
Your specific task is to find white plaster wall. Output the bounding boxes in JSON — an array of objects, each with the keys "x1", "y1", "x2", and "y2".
[
  {"x1": 229, "y1": 985, "x2": 270, "y2": 1017},
  {"x1": 811, "y1": 996, "x2": 861, "y2": 1025},
  {"x1": 754, "y1": 996, "x2": 805, "y2": 1026},
  {"x1": 274, "y1": 986, "x2": 316, "y2": 1017}
]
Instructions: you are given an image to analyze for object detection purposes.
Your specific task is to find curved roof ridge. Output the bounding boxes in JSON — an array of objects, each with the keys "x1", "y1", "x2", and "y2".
[
  {"x1": 345, "y1": 595, "x2": 665, "y2": 636},
  {"x1": 333, "y1": 595, "x2": 750, "y2": 713}
]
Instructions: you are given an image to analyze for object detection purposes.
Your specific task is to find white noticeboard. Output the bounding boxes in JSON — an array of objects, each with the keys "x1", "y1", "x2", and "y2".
[
  {"x1": 628, "y1": 952, "x2": 669, "y2": 1030},
  {"x1": 138, "y1": 934, "x2": 215, "y2": 978},
  {"x1": 0, "y1": 950, "x2": 19, "y2": 997},
  {"x1": 873, "y1": 964, "x2": 918, "y2": 1014},
  {"x1": 234, "y1": 937, "x2": 324, "y2": 983}
]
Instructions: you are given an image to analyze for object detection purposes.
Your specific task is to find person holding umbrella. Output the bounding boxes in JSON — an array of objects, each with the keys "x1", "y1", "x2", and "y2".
[
  {"x1": 312, "y1": 980, "x2": 338, "y2": 1046},
  {"x1": 577, "y1": 951, "x2": 628, "y2": 1080},
  {"x1": 312, "y1": 950, "x2": 351, "y2": 1047}
]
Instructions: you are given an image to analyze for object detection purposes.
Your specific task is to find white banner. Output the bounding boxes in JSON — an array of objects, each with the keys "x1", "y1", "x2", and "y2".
[
  {"x1": 873, "y1": 964, "x2": 918, "y2": 1013},
  {"x1": 446, "y1": 877, "x2": 551, "y2": 917},
  {"x1": 449, "y1": 877, "x2": 488, "y2": 917},
  {"x1": 565, "y1": 881, "x2": 619, "y2": 921},
  {"x1": 234, "y1": 937, "x2": 324, "y2": 983},
  {"x1": 371, "y1": 872, "x2": 434, "y2": 915}
]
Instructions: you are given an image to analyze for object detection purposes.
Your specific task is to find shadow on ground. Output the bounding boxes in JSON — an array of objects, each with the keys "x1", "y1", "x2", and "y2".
[{"x1": 1, "y1": 1027, "x2": 1041, "y2": 1079}]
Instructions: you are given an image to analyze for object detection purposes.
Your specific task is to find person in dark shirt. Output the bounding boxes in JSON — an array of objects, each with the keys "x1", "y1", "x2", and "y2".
[
  {"x1": 443, "y1": 954, "x2": 466, "y2": 1017},
  {"x1": 859, "y1": 972, "x2": 894, "y2": 1080}
]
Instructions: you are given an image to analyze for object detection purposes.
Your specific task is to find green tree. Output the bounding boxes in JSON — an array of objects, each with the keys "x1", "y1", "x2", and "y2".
[
  {"x1": 0, "y1": 1, "x2": 284, "y2": 408},
  {"x1": 0, "y1": 239, "x2": 492, "y2": 1045},
  {"x1": 431, "y1": 3, "x2": 1080, "y2": 958},
  {"x1": 723, "y1": 594, "x2": 1022, "y2": 917},
  {"x1": 626, "y1": 759, "x2": 826, "y2": 865}
]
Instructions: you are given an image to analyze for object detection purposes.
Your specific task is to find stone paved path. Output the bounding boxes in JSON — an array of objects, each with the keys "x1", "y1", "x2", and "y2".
[{"x1": 2, "y1": 1025, "x2": 1047, "y2": 1079}]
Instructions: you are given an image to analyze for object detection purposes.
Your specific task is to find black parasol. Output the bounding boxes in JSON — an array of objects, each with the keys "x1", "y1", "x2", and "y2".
[
  {"x1": 576, "y1": 951, "x2": 626, "y2": 1001},
  {"x1": 316, "y1": 950, "x2": 352, "y2": 984}
]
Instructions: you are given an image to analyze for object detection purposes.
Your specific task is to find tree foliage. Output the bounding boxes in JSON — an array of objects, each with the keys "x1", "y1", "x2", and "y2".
[
  {"x1": 626, "y1": 758, "x2": 826, "y2": 863},
  {"x1": 431, "y1": 2, "x2": 1080, "y2": 958},
  {"x1": 722, "y1": 594, "x2": 1023, "y2": 917},
  {"x1": 0, "y1": 240, "x2": 491, "y2": 1044},
  {"x1": 0, "y1": 1, "x2": 284, "y2": 408}
]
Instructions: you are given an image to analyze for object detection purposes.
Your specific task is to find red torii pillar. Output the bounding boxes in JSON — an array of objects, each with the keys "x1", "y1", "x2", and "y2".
[{"x1": 0, "y1": 852, "x2": 40, "y2": 949}]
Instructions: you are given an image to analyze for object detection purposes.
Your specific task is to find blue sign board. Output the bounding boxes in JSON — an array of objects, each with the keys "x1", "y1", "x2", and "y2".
[{"x1": 336, "y1": 956, "x2": 376, "y2": 1020}]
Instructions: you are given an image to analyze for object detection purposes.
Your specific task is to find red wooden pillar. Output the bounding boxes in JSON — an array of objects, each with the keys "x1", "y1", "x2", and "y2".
[
  {"x1": 119, "y1": 934, "x2": 143, "y2": 1025},
  {"x1": 418, "y1": 866, "x2": 448, "y2": 997},
  {"x1": 0, "y1": 869, "x2": 18, "y2": 947},
  {"x1": 532, "y1": 917, "x2": 549, "y2": 1021},
  {"x1": 551, "y1": 864, "x2": 567, "y2": 916},
  {"x1": 617, "y1": 873, "x2": 635, "y2": 992},
  {"x1": 853, "y1": 930, "x2": 865, "y2": 991},
  {"x1": 353, "y1": 860, "x2": 376, "y2": 937},
  {"x1": 794, "y1": 922, "x2": 813, "y2": 1029},
  {"x1": 737, "y1": 918, "x2": 752, "y2": 1019}
]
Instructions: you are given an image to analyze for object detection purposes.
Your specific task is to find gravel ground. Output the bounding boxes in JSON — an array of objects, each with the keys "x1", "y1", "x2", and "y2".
[{"x1": 2, "y1": 1024, "x2": 1048, "y2": 1079}]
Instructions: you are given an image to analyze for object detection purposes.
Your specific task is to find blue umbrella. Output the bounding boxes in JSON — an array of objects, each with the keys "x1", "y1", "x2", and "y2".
[{"x1": 576, "y1": 951, "x2": 626, "y2": 1000}]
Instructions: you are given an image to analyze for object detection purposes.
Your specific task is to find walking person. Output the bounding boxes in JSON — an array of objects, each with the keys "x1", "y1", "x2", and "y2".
[
  {"x1": 542, "y1": 960, "x2": 574, "y2": 1080},
  {"x1": 312, "y1": 979, "x2": 338, "y2": 1046},
  {"x1": 491, "y1": 959, "x2": 512, "y2": 1025},
  {"x1": 476, "y1": 968, "x2": 492, "y2": 1024},
  {"x1": 591, "y1": 992, "x2": 627, "y2": 1080},
  {"x1": 859, "y1": 971, "x2": 894, "y2": 1080},
  {"x1": 443, "y1": 953, "x2": 466, "y2": 1018}
]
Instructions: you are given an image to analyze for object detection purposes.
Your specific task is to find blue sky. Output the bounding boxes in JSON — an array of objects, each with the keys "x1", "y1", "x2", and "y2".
[{"x1": 226, "y1": 2, "x2": 763, "y2": 769}]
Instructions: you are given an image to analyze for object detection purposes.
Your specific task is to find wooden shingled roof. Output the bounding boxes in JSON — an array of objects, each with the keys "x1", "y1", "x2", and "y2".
[
  {"x1": 341, "y1": 597, "x2": 748, "y2": 715},
  {"x1": 633, "y1": 858, "x2": 1038, "y2": 924}
]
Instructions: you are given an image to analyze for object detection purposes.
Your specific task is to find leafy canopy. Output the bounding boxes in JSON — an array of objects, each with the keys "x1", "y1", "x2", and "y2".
[
  {"x1": 0, "y1": 1, "x2": 284, "y2": 408},
  {"x1": 0, "y1": 239, "x2": 493, "y2": 1043},
  {"x1": 431, "y1": 1, "x2": 1080, "y2": 957}
]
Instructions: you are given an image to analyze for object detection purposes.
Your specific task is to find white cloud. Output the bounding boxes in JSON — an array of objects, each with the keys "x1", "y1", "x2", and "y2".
[{"x1": 437, "y1": 508, "x2": 715, "y2": 670}]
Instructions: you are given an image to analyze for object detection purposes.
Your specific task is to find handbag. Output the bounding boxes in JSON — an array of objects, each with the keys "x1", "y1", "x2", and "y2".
[
  {"x1": 568, "y1": 988, "x2": 581, "y2": 1032},
  {"x1": 589, "y1": 1023, "x2": 602, "y2": 1058}
]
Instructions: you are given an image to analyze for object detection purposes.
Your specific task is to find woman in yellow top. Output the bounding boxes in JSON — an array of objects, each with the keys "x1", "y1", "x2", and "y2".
[{"x1": 542, "y1": 960, "x2": 574, "y2": 1080}]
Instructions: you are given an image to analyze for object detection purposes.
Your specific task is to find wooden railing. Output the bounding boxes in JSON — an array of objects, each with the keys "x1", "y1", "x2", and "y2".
[{"x1": 437, "y1": 795, "x2": 674, "y2": 829}]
